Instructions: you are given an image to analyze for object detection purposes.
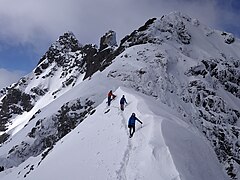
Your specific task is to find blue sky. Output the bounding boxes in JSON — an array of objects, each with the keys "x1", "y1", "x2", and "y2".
[
  {"x1": 0, "y1": 0, "x2": 240, "y2": 89},
  {"x1": 0, "y1": 42, "x2": 39, "y2": 72}
]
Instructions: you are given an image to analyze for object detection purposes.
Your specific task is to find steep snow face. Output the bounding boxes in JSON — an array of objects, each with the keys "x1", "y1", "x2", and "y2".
[{"x1": 0, "y1": 87, "x2": 228, "y2": 180}]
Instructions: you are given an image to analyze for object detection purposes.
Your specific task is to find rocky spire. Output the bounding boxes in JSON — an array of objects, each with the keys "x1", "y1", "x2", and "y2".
[{"x1": 99, "y1": 30, "x2": 117, "y2": 51}]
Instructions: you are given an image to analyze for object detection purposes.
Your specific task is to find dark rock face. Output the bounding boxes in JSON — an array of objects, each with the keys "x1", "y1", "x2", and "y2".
[
  {"x1": 221, "y1": 32, "x2": 235, "y2": 44},
  {"x1": 0, "y1": 88, "x2": 34, "y2": 132},
  {"x1": 138, "y1": 18, "x2": 157, "y2": 32},
  {"x1": 118, "y1": 18, "x2": 157, "y2": 48},
  {"x1": 0, "y1": 87, "x2": 7, "y2": 98},
  {"x1": 99, "y1": 30, "x2": 117, "y2": 51},
  {"x1": 30, "y1": 87, "x2": 48, "y2": 96},
  {"x1": 82, "y1": 44, "x2": 116, "y2": 79},
  {"x1": 0, "y1": 133, "x2": 10, "y2": 144},
  {"x1": 80, "y1": 30, "x2": 121, "y2": 79},
  {"x1": 176, "y1": 22, "x2": 191, "y2": 44}
]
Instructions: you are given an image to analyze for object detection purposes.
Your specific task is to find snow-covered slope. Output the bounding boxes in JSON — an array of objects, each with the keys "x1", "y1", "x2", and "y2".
[
  {"x1": 0, "y1": 87, "x2": 228, "y2": 180},
  {"x1": 109, "y1": 12, "x2": 240, "y2": 179},
  {"x1": 0, "y1": 11, "x2": 239, "y2": 179}
]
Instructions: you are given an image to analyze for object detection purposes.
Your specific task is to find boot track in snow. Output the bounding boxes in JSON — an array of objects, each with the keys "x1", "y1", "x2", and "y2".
[{"x1": 116, "y1": 113, "x2": 132, "y2": 180}]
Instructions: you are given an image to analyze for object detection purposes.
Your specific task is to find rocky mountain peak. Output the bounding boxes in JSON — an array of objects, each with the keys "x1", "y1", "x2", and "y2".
[
  {"x1": 34, "y1": 32, "x2": 83, "y2": 77},
  {"x1": 120, "y1": 12, "x2": 192, "y2": 48},
  {"x1": 36, "y1": 32, "x2": 81, "y2": 69},
  {"x1": 52, "y1": 31, "x2": 81, "y2": 52}
]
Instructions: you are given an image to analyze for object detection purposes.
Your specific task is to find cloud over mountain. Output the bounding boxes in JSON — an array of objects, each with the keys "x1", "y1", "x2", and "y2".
[
  {"x1": 0, "y1": 0, "x2": 238, "y2": 48},
  {"x1": 0, "y1": 68, "x2": 23, "y2": 90}
]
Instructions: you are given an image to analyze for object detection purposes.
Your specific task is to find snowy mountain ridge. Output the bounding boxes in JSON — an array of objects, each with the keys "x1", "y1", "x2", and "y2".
[
  {"x1": 0, "y1": 87, "x2": 229, "y2": 180},
  {"x1": 0, "y1": 11, "x2": 239, "y2": 179}
]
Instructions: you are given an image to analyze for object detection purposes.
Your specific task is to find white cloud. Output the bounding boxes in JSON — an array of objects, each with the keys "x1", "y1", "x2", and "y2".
[
  {"x1": 0, "y1": 0, "x2": 238, "y2": 56},
  {"x1": 0, "y1": 68, "x2": 24, "y2": 90}
]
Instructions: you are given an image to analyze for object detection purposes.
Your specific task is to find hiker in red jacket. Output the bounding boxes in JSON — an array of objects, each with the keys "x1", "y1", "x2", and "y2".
[{"x1": 107, "y1": 90, "x2": 116, "y2": 106}]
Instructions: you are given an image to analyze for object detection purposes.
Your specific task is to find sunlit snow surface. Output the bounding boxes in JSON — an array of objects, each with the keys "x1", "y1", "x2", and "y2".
[{"x1": 0, "y1": 87, "x2": 228, "y2": 180}]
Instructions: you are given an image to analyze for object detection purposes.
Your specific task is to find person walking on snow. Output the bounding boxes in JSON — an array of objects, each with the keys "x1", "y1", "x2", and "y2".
[
  {"x1": 107, "y1": 90, "x2": 116, "y2": 106},
  {"x1": 128, "y1": 113, "x2": 142, "y2": 138},
  {"x1": 120, "y1": 95, "x2": 127, "y2": 111}
]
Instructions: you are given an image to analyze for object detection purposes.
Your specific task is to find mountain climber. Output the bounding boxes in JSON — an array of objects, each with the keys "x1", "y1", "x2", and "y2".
[
  {"x1": 107, "y1": 90, "x2": 116, "y2": 106},
  {"x1": 128, "y1": 113, "x2": 143, "y2": 138},
  {"x1": 0, "y1": 166, "x2": 4, "y2": 172},
  {"x1": 120, "y1": 95, "x2": 127, "y2": 111}
]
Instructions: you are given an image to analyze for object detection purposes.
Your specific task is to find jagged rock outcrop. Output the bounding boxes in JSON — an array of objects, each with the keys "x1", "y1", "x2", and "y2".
[
  {"x1": 221, "y1": 32, "x2": 235, "y2": 44},
  {"x1": 81, "y1": 30, "x2": 121, "y2": 79},
  {"x1": 99, "y1": 30, "x2": 117, "y2": 51},
  {"x1": 34, "y1": 32, "x2": 85, "y2": 87},
  {"x1": 120, "y1": 12, "x2": 191, "y2": 49},
  {"x1": 36, "y1": 31, "x2": 82, "y2": 69},
  {"x1": 0, "y1": 87, "x2": 7, "y2": 98},
  {"x1": 0, "y1": 88, "x2": 34, "y2": 131}
]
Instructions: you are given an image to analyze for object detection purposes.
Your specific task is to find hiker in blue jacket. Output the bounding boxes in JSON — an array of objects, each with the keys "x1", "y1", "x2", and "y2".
[
  {"x1": 120, "y1": 95, "x2": 127, "y2": 111},
  {"x1": 128, "y1": 113, "x2": 143, "y2": 138}
]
